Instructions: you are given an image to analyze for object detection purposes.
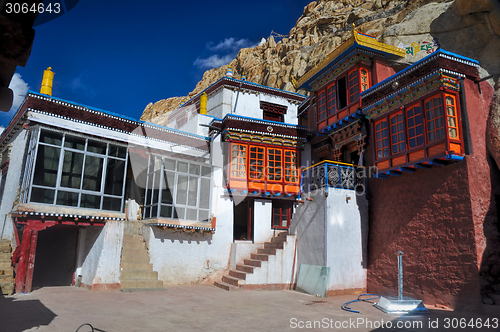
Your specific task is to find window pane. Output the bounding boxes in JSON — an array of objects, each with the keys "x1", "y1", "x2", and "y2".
[
  {"x1": 161, "y1": 171, "x2": 175, "y2": 204},
  {"x1": 177, "y1": 175, "x2": 188, "y2": 205},
  {"x1": 61, "y1": 151, "x2": 84, "y2": 189},
  {"x1": 82, "y1": 155, "x2": 104, "y2": 191},
  {"x1": 189, "y1": 164, "x2": 200, "y2": 175},
  {"x1": 160, "y1": 205, "x2": 173, "y2": 218},
  {"x1": 108, "y1": 145, "x2": 126, "y2": 159},
  {"x1": 56, "y1": 191, "x2": 79, "y2": 207},
  {"x1": 64, "y1": 135, "x2": 85, "y2": 150},
  {"x1": 188, "y1": 176, "x2": 198, "y2": 206},
  {"x1": 104, "y1": 158, "x2": 125, "y2": 196},
  {"x1": 198, "y1": 210, "x2": 209, "y2": 222},
  {"x1": 40, "y1": 130, "x2": 62, "y2": 146},
  {"x1": 164, "y1": 159, "x2": 176, "y2": 171},
  {"x1": 177, "y1": 162, "x2": 188, "y2": 173},
  {"x1": 33, "y1": 145, "x2": 60, "y2": 187},
  {"x1": 87, "y1": 140, "x2": 106, "y2": 154},
  {"x1": 81, "y1": 194, "x2": 101, "y2": 209},
  {"x1": 199, "y1": 178, "x2": 211, "y2": 209},
  {"x1": 30, "y1": 187, "x2": 55, "y2": 204},
  {"x1": 201, "y1": 166, "x2": 211, "y2": 177},
  {"x1": 152, "y1": 171, "x2": 160, "y2": 203},
  {"x1": 186, "y1": 208, "x2": 197, "y2": 221},
  {"x1": 102, "y1": 196, "x2": 121, "y2": 211},
  {"x1": 175, "y1": 207, "x2": 185, "y2": 219},
  {"x1": 151, "y1": 204, "x2": 158, "y2": 218}
]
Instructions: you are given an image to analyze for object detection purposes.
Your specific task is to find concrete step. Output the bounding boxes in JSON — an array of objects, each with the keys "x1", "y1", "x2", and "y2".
[
  {"x1": 0, "y1": 242, "x2": 11, "y2": 253},
  {"x1": 123, "y1": 234, "x2": 143, "y2": 242},
  {"x1": 229, "y1": 269, "x2": 248, "y2": 280},
  {"x1": 257, "y1": 248, "x2": 276, "y2": 255},
  {"x1": 121, "y1": 262, "x2": 153, "y2": 270},
  {"x1": 120, "y1": 279, "x2": 163, "y2": 289},
  {"x1": 0, "y1": 282, "x2": 14, "y2": 295},
  {"x1": 236, "y1": 264, "x2": 254, "y2": 274},
  {"x1": 222, "y1": 275, "x2": 241, "y2": 287},
  {"x1": 0, "y1": 261, "x2": 12, "y2": 270},
  {"x1": 244, "y1": 259, "x2": 262, "y2": 268},
  {"x1": 271, "y1": 236, "x2": 287, "y2": 244},
  {"x1": 120, "y1": 270, "x2": 158, "y2": 280},
  {"x1": 264, "y1": 242, "x2": 284, "y2": 249},
  {"x1": 251, "y1": 253, "x2": 269, "y2": 261},
  {"x1": 214, "y1": 281, "x2": 239, "y2": 291},
  {"x1": 121, "y1": 249, "x2": 150, "y2": 262},
  {"x1": 122, "y1": 240, "x2": 146, "y2": 250},
  {"x1": 121, "y1": 288, "x2": 166, "y2": 292},
  {"x1": 0, "y1": 275, "x2": 13, "y2": 283}
]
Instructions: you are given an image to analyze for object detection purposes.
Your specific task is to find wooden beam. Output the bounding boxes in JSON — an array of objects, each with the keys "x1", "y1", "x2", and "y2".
[
  {"x1": 24, "y1": 230, "x2": 38, "y2": 293},
  {"x1": 15, "y1": 225, "x2": 32, "y2": 293}
]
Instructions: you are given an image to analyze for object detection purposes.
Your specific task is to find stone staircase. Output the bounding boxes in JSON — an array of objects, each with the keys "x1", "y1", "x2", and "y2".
[
  {"x1": 215, "y1": 232, "x2": 292, "y2": 291},
  {"x1": 120, "y1": 222, "x2": 164, "y2": 292},
  {"x1": 0, "y1": 239, "x2": 14, "y2": 295}
]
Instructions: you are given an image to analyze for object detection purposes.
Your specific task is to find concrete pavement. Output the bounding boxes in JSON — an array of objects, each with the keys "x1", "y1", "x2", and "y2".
[{"x1": 1, "y1": 285, "x2": 499, "y2": 332}]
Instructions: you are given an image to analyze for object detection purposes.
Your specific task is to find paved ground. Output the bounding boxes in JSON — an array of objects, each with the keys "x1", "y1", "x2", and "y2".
[{"x1": 1, "y1": 285, "x2": 499, "y2": 332}]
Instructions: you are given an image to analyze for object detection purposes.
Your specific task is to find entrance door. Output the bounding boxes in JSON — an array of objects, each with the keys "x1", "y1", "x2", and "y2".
[
  {"x1": 32, "y1": 226, "x2": 79, "y2": 289},
  {"x1": 233, "y1": 200, "x2": 253, "y2": 241}
]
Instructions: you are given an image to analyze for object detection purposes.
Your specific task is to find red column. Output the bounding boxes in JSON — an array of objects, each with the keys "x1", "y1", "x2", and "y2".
[
  {"x1": 14, "y1": 224, "x2": 32, "y2": 293},
  {"x1": 24, "y1": 230, "x2": 39, "y2": 293}
]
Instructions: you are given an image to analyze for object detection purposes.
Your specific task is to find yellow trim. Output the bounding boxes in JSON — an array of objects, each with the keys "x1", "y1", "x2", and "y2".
[
  {"x1": 302, "y1": 159, "x2": 366, "y2": 172},
  {"x1": 296, "y1": 25, "x2": 406, "y2": 89}
]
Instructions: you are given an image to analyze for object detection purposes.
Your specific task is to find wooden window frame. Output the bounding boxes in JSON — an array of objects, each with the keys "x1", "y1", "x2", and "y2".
[
  {"x1": 375, "y1": 118, "x2": 389, "y2": 160},
  {"x1": 272, "y1": 203, "x2": 293, "y2": 229},
  {"x1": 249, "y1": 145, "x2": 265, "y2": 180},
  {"x1": 389, "y1": 111, "x2": 405, "y2": 155},
  {"x1": 284, "y1": 150, "x2": 299, "y2": 184},
  {"x1": 424, "y1": 95, "x2": 445, "y2": 143},
  {"x1": 326, "y1": 82, "x2": 336, "y2": 117},
  {"x1": 406, "y1": 103, "x2": 425, "y2": 149},
  {"x1": 317, "y1": 89, "x2": 327, "y2": 122},
  {"x1": 348, "y1": 68, "x2": 360, "y2": 105},
  {"x1": 267, "y1": 147, "x2": 283, "y2": 182},
  {"x1": 444, "y1": 93, "x2": 459, "y2": 140},
  {"x1": 230, "y1": 143, "x2": 247, "y2": 179},
  {"x1": 360, "y1": 67, "x2": 370, "y2": 93}
]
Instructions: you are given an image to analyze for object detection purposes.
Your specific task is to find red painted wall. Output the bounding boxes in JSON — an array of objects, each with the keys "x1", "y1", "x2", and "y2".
[
  {"x1": 372, "y1": 57, "x2": 396, "y2": 85},
  {"x1": 366, "y1": 79, "x2": 499, "y2": 309}
]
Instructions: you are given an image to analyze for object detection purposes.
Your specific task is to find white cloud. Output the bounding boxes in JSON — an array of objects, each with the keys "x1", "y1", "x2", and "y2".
[
  {"x1": 207, "y1": 38, "x2": 257, "y2": 51},
  {"x1": 8, "y1": 73, "x2": 29, "y2": 112},
  {"x1": 193, "y1": 54, "x2": 234, "y2": 70},
  {"x1": 70, "y1": 74, "x2": 96, "y2": 98}
]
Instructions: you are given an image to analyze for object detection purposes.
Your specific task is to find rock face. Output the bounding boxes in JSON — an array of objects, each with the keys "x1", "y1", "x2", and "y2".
[{"x1": 141, "y1": 0, "x2": 500, "y2": 124}]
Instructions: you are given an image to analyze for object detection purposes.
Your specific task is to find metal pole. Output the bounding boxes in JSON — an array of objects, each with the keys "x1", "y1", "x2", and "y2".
[{"x1": 397, "y1": 251, "x2": 404, "y2": 300}]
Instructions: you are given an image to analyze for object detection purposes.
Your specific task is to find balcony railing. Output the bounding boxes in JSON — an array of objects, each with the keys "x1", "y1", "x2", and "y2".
[{"x1": 300, "y1": 160, "x2": 366, "y2": 197}]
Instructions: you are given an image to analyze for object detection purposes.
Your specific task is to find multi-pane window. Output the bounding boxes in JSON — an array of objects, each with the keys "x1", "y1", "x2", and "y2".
[
  {"x1": 327, "y1": 83, "x2": 336, "y2": 117},
  {"x1": 406, "y1": 104, "x2": 424, "y2": 149},
  {"x1": 267, "y1": 148, "x2": 282, "y2": 182},
  {"x1": 249, "y1": 146, "x2": 265, "y2": 180},
  {"x1": 317, "y1": 90, "x2": 327, "y2": 121},
  {"x1": 348, "y1": 69, "x2": 359, "y2": 104},
  {"x1": 231, "y1": 144, "x2": 247, "y2": 178},
  {"x1": 390, "y1": 112, "x2": 405, "y2": 154},
  {"x1": 284, "y1": 151, "x2": 299, "y2": 183},
  {"x1": 29, "y1": 128, "x2": 127, "y2": 211},
  {"x1": 272, "y1": 203, "x2": 293, "y2": 229},
  {"x1": 360, "y1": 68, "x2": 369, "y2": 92},
  {"x1": 144, "y1": 154, "x2": 212, "y2": 222},
  {"x1": 425, "y1": 96, "x2": 445, "y2": 142},
  {"x1": 445, "y1": 94, "x2": 459, "y2": 139},
  {"x1": 375, "y1": 119, "x2": 389, "y2": 159}
]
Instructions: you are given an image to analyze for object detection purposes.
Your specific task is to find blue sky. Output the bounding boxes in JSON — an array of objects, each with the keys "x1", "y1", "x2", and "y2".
[{"x1": 3, "y1": 0, "x2": 311, "y2": 127}]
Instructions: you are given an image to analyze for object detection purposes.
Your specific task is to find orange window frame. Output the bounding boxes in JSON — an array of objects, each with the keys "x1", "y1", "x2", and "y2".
[
  {"x1": 406, "y1": 103, "x2": 425, "y2": 149},
  {"x1": 249, "y1": 145, "x2": 265, "y2": 180},
  {"x1": 326, "y1": 83, "x2": 336, "y2": 117},
  {"x1": 230, "y1": 143, "x2": 247, "y2": 179},
  {"x1": 360, "y1": 67, "x2": 370, "y2": 92},
  {"x1": 389, "y1": 111, "x2": 405, "y2": 154},
  {"x1": 375, "y1": 118, "x2": 389, "y2": 159},
  {"x1": 267, "y1": 148, "x2": 283, "y2": 182},
  {"x1": 444, "y1": 94, "x2": 459, "y2": 140},
  {"x1": 424, "y1": 95, "x2": 445, "y2": 142},
  {"x1": 317, "y1": 89, "x2": 327, "y2": 121},
  {"x1": 284, "y1": 150, "x2": 299, "y2": 184},
  {"x1": 348, "y1": 68, "x2": 359, "y2": 104}
]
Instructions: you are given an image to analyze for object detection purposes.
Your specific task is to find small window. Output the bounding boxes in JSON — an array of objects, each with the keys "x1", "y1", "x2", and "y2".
[
  {"x1": 230, "y1": 144, "x2": 247, "y2": 178},
  {"x1": 360, "y1": 68, "x2": 369, "y2": 92},
  {"x1": 317, "y1": 90, "x2": 327, "y2": 121},
  {"x1": 445, "y1": 94, "x2": 459, "y2": 140},
  {"x1": 348, "y1": 69, "x2": 359, "y2": 104},
  {"x1": 284, "y1": 150, "x2": 299, "y2": 183},
  {"x1": 327, "y1": 83, "x2": 336, "y2": 117},
  {"x1": 272, "y1": 202, "x2": 293, "y2": 229},
  {"x1": 425, "y1": 96, "x2": 445, "y2": 142},
  {"x1": 267, "y1": 148, "x2": 282, "y2": 182},
  {"x1": 375, "y1": 119, "x2": 389, "y2": 159},
  {"x1": 249, "y1": 146, "x2": 265, "y2": 180},
  {"x1": 338, "y1": 77, "x2": 347, "y2": 110}
]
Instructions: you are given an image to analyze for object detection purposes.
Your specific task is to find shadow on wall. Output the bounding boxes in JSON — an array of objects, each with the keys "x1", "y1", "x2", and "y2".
[
  {"x1": 356, "y1": 192, "x2": 369, "y2": 270},
  {"x1": 0, "y1": 293, "x2": 56, "y2": 332},
  {"x1": 151, "y1": 227, "x2": 213, "y2": 245}
]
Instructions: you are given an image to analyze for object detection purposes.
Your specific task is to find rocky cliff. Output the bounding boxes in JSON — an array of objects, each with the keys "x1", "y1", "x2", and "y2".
[{"x1": 141, "y1": 0, "x2": 500, "y2": 124}]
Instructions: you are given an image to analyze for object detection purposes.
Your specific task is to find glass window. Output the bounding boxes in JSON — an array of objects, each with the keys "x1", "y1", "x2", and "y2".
[
  {"x1": 327, "y1": 83, "x2": 336, "y2": 117},
  {"x1": 230, "y1": 144, "x2": 247, "y2": 178},
  {"x1": 425, "y1": 96, "x2": 445, "y2": 142},
  {"x1": 360, "y1": 68, "x2": 369, "y2": 92},
  {"x1": 375, "y1": 119, "x2": 389, "y2": 159},
  {"x1": 348, "y1": 69, "x2": 359, "y2": 104},
  {"x1": 267, "y1": 148, "x2": 282, "y2": 182},
  {"x1": 390, "y1": 112, "x2": 405, "y2": 154},
  {"x1": 317, "y1": 90, "x2": 326, "y2": 121},
  {"x1": 249, "y1": 146, "x2": 264, "y2": 180},
  {"x1": 272, "y1": 203, "x2": 293, "y2": 229},
  {"x1": 284, "y1": 150, "x2": 299, "y2": 183},
  {"x1": 445, "y1": 94, "x2": 459, "y2": 140},
  {"x1": 28, "y1": 129, "x2": 127, "y2": 212},
  {"x1": 406, "y1": 104, "x2": 424, "y2": 148}
]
